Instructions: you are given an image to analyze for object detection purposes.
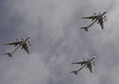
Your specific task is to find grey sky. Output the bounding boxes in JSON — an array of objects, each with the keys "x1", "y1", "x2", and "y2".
[{"x1": 0, "y1": 0, "x2": 119, "y2": 84}]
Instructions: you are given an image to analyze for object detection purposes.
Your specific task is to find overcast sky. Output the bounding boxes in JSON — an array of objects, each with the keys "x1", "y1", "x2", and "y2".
[{"x1": 0, "y1": 0, "x2": 119, "y2": 84}]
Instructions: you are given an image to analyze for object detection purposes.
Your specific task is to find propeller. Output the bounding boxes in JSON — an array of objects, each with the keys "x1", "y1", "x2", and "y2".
[
  {"x1": 103, "y1": 16, "x2": 107, "y2": 22},
  {"x1": 104, "y1": 16, "x2": 106, "y2": 18},
  {"x1": 83, "y1": 59, "x2": 85, "y2": 61},
  {"x1": 21, "y1": 38, "x2": 24, "y2": 40},
  {"x1": 27, "y1": 41, "x2": 31, "y2": 46},
  {"x1": 16, "y1": 38, "x2": 19, "y2": 41},
  {"x1": 103, "y1": 19, "x2": 107, "y2": 23},
  {"x1": 28, "y1": 44, "x2": 31, "y2": 46},
  {"x1": 28, "y1": 41, "x2": 30, "y2": 43},
  {"x1": 98, "y1": 13, "x2": 101, "y2": 15},
  {"x1": 93, "y1": 12, "x2": 96, "y2": 16}
]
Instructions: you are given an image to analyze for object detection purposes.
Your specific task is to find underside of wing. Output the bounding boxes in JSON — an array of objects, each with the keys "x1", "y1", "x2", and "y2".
[
  {"x1": 87, "y1": 63, "x2": 92, "y2": 73},
  {"x1": 23, "y1": 44, "x2": 30, "y2": 54},
  {"x1": 72, "y1": 61, "x2": 86, "y2": 65},
  {"x1": 3, "y1": 41, "x2": 20, "y2": 45},
  {"x1": 82, "y1": 16, "x2": 96, "y2": 19},
  {"x1": 98, "y1": 18, "x2": 104, "y2": 29}
]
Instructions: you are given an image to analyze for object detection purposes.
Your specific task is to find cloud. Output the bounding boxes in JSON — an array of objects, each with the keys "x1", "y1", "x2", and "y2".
[{"x1": 0, "y1": 0, "x2": 119, "y2": 84}]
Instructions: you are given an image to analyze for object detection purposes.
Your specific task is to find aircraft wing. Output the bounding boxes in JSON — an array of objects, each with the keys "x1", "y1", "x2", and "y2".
[
  {"x1": 22, "y1": 44, "x2": 30, "y2": 54},
  {"x1": 72, "y1": 61, "x2": 86, "y2": 65},
  {"x1": 24, "y1": 35, "x2": 31, "y2": 42},
  {"x1": 82, "y1": 16, "x2": 97, "y2": 19},
  {"x1": 87, "y1": 63, "x2": 92, "y2": 73},
  {"x1": 3, "y1": 41, "x2": 21, "y2": 46},
  {"x1": 98, "y1": 18, "x2": 104, "y2": 29}
]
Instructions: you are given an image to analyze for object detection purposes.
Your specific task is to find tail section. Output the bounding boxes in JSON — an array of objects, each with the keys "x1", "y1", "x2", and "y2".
[
  {"x1": 71, "y1": 71, "x2": 78, "y2": 75},
  {"x1": 81, "y1": 27, "x2": 88, "y2": 32},
  {"x1": 4, "y1": 52, "x2": 12, "y2": 57}
]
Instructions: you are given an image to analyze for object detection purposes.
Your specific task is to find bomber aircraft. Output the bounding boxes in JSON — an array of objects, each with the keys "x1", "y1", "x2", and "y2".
[
  {"x1": 71, "y1": 56, "x2": 95, "y2": 75},
  {"x1": 3, "y1": 35, "x2": 31, "y2": 57},
  {"x1": 81, "y1": 11, "x2": 107, "y2": 31}
]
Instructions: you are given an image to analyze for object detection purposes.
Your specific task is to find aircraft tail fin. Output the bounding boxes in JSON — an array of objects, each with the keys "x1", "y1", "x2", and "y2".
[
  {"x1": 71, "y1": 71, "x2": 78, "y2": 75},
  {"x1": 81, "y1": 27, "x2": 88, "y2": 32},
  {"x1": 4, "y1": 52, "x2": 12, "y2": 57}
]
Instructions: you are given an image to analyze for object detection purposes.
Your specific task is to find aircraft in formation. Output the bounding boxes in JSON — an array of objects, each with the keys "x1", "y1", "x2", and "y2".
[
  {"x1": 71, "y1": 56, "x2": 95, "y2": 75},
  {"x1": 3, "y1": 11, "x2": 105, "y2": 74},
  {"x1": 81, "y1": 11, "x2": 107, "y2": 32},
  {"x1": 3, "y1": 35, "x2": 31, "y2": 57}
]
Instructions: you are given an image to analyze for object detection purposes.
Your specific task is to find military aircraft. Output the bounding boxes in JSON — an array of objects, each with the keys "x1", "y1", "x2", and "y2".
[
  {"x1": 71, "y1": 56, "x2": 95, "y2": 75},
  {"x1": 3, "y1": 35, "x2": 31, "y2": 57},
  {"x1": 81, "y1": 11, "x2": 107, "y2": 30}
]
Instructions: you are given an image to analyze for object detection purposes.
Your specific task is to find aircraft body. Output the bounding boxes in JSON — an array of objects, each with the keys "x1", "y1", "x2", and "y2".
[
  {"x1": 81, "y1": 11, "x2": 107, "y2": 30},
  {"x1": 71, "y1": 56, "x2": 95, "y2": 75},
  {"x1": 3, "y1": 35, "x2": 31, "y2": 57}
]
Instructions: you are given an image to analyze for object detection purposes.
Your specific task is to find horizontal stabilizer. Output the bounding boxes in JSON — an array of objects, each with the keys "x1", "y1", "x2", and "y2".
[
  {"x1": 71, "y1": 71, "x2": 78, "y2": 75},
  {"x1": 81, "y1": 27, "x2": 88, "y2": 32},
  {"x1": 4, "y1": 52, "x2": 12, "y2": 57}
]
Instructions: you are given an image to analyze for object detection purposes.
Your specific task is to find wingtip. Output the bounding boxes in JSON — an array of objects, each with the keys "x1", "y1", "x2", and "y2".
[
  {"x1": 3, "y1": 43, "x2": 7, "y2": 45},
  {"x1": 81, "y1": 17, "x2": 85, "y2": 19},
  {"x1": 71, "y1": 63, "x2": 76, "y2": 64},
  {"x1": 28, "y1": 34, "x2": 31, "y2": 38},
  {"x1": 93, "y1": 56, "x2": 96, "y2": 58},
  {"x1": 105, "y1": 11, "x2": 108, "y2": 13}
]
